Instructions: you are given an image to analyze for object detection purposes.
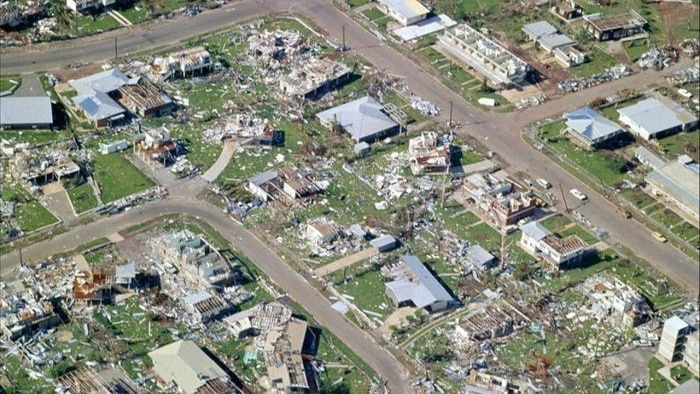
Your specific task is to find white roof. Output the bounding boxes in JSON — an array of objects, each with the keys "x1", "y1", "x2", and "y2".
[
  {"x1": 465, "y1": 245, "x2": 495, "y2": 266},
  {"x1": 520, "y1": 221, "x2": 551, "y2": 241},
  {"x1": 148, "y1": 340, "x2": 227, "y2": 394},
  {"x1": 394, "y1": 14, "x2": 456, "y2": 42},
  {"x1": 539, "y1": 33, "x2": 575, "y2": 50},
  {"x1": 385, "y1": 255, "x2": 452, "y2": 309},
  {"x1": 0, "y1": 96, "x2": 53, "y2": 126},
  {"x1": 114, "y1": 261, "x2": 135, "y2": 278},
  {"x1": 664, "y1": 315, "x2": 689, "y2": 333},
  {"x1": 69, "y1": 68, "x2": 129, "y2": 95},
  {"x1": 379, "y1": 0, "x2": 429, "y2": 20},
  {"x1": 565, "y1": 107, "x2": 622, "y2": 143},
  {"x1": 618, "y1": 97, "x2": 697, "y2": 135},
  {"x1": 522, "y1": 21, "x2": 558, "y2": 39},
  {"x1": 316, "y1": 96, "x2": 398, "y2": 141},
  {"x1": 184, "y1": 290, "x2": 213, "y2": 306}
]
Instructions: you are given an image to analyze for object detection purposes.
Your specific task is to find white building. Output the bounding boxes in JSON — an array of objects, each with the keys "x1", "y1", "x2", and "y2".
[
  {"x1": 617, "y1": 96, "x2": 698, "y2": 141},
  {"x1": 383, "y1": 255, "x2": 453, "y2": 313},
  {"x1": 306, "y1": 219, "x2": 340, "y2": 244},
  {"x1": 66, "y1": 0, "x2": 116, "y2": 13},
  {"x1": 438, "y1": 24, "x2": 529, "y2": 87},
  {"x1": 684, "y1": 331, "x2": 699, "y2": 376},
  {"x1": 645, "y1": 155, "x2": 700, "y2": 222},
  {"x1": 520, "y1": 220, "x2": 589, "y2": 269},
  {"x1": 658, "y1": 315, "x2": 691, "y2": 363},
  {"x1": 377, "y1": 0, "x2": 429, "y2": 26}
]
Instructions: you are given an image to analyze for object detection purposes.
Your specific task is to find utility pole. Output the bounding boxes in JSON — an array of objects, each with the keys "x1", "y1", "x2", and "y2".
[
  {"x1": 342, "y1": 25, "x2": 346, "y2": 50},
  {"x1": 449, "y1": 100, "x2": 453, "y2": 128},
  {"x1": 559, "y1": 183, "x2": 570, "y2": 213},
  {"x1": 114, "y1": 36, "x2": 118, "y2": 59}
]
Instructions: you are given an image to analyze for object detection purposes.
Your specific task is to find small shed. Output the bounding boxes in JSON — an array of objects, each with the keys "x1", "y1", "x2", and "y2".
[
  {"x1": 465, "y1": 245, "x2": 496, "y2": 270},
  {"x1": 370, "y1": 234, "x2": 398, "y2": 252}
]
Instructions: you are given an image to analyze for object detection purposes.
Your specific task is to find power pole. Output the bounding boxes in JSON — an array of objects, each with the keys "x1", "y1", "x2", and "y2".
[
  {"x1": 449, "y1": 100, "x2": 453, "y2": 128},
  {"x1": 559, "y1": 183, "x2": 570, "y2": 213},
  {"x1": 342, "y1": 25, "x2": 346, "y2": 50},
  {"x1": 114, "y1": 36, "x2": 118, "y2": 59}
]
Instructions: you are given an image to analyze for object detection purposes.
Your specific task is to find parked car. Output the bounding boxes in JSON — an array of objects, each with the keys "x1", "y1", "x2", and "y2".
[
  {"x1": 536, "y1": 178, "x2": 551, "y2": 189},
  {"x1": 651, "y1": 231, "x2": 668, "y2": 243},
  {"x1": 569, "y1": 188, "x2": 587, "y2": 201}
]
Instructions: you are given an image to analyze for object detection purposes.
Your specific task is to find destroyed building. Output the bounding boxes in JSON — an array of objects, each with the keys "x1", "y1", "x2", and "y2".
[
  {"x1": 438, "y1": 24, "x2": 529, "y2": 87},
  {"x1": 408, "y1": 132, "x2": 451, "y2": 175},
  {"x1": 70, "y1": 68, "x2": 172, "y2": 127},
  {"x1": 72, "y1": 266, "x2": 113, "y2": 304},
  {"x1": 316, "y1": 96, "x2": 400, "y2": 143},
  {"x1": 520, "y1": 221, "x2": 589, "y2": 269},
  {"x1": 306, "y1": 218, "x2": 340, "y2": 245},
  {"x1": 149, "y1": 340, "x2": 248, "y2": 394},
  {"x1": 0, "y1": 3, "x2": 20, "y2": 27},
  {"x1": 465, "y1": 370, "x2": 524, "y2": 394},
  {"x1": 454, "y1": 299, "x2": 529, "y2": 341},
  {"x1": 183, "y1": 290, "x2": 234, "y2": 323},
  {"x1": 151, "y1": 46, "x2": 214, "y2": 82},
  {"x1": 157, "y1": 230, "x2": 237, "y2": 287},
  {"x1": 247, "y1": 28, "x2": 302, "y2": 61},
  {"x1": 134, "y1": 127, "x2": 178, "y2": 165},
  {"x1": 463, "y1": 172, "x2": 537, "y2": 228},
  {"x1": 585, "y1": 276, "x2": 652, "y2": 328},
  {"x1": 583, "y1": 11, "x2": 647, "y2": 41},
  {"x1": 383, "y1": 255, "x2": 454, "y2": 313},
  {"x1": 224, "y1": 301, "x2": 293, "y2": 339},
  {"x1": 246, "y1": 166, "x2": 322, "y2": 203},
  {"x1": 56, "y1": 366, "x2": 139, "y2": 394},
  {"x1": 262, "y1": 318, "x2": 317, "y2": 394},
  {"x1": 279, "y1": 57, "x2": 352, "y2": 98},
  {"x1": 553, "y1": 1, "x2": 583, "y2": 20},
  {"x1": 0, "y1": 286, "x2": 60, "y2": 341},
  {"x1": 9, "y1": 148, "x2": 80, "y2": 185}
]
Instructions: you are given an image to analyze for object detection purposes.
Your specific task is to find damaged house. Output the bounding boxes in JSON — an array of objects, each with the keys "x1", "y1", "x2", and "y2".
[
  {"x1": 0, "y1": 287, "x2": 60, "y2": 341},
  {"x1": 454, "y1": 299, "x2": 530, "y2": 341},
  {"x1": 183, "y1": 290, "x2": 234, "y2": 323},
  {"x1": 56, "y1": 366, "x2": 139, "y2": 394},
  {"x1": 246, "y1": 166, "x2": 322, "y2": 203},
  {"x1": 70, "y1": 68, "x2": 172, "y2": 127},
  {"x1": 279, "y1": 57, "x2": 352, "y2": 99},
  {"x1": 463, "y1": 172, "x2": 538, "y2": 228},
  {"x1": 150, "y1": 46, "x2": 214, "y2": 82},
  {"x1": 224, "y1": 301, "x2": 293, "y2": 339},
  {"x1": 158, "y1": 230, "x2": 237, "y2": 287},
  {"x1": 10, "y1": 149, "x2": 80, "y2": 185},
  {"x1": 584, "y1": 11, "x2": 647, "y2": 41},
  {"x1": 306, "y1": 218, "x2": 341, "y2": 245},
  {"x1": 520, "y1": 221, "x2": 589, "y2": 269},
  {"x1": 408, "y1": 132, "x2": 451, "y2": 175},
  {"x1": 383, "y1": 255, "x2": 454, "y2": 313},
  {"x1": 585, "y1": 276, "x2": 652, "y2": 328},
  {"x1": 66, "y1": 0, "x2": 116, "y2": 13},
  {"x1": 263, "y1": 318, "x2": 318, "y2": 394},
  {"x1": 134, "y1": 127, "x2": 178, "y2": 166}
]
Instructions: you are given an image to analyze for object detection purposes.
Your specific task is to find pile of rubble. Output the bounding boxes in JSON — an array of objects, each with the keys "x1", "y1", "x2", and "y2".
[
  {"x1": 515, "y1": 95, "x2": 547, "y2": 109},
  {"x1": 409, "y1": 94, "x2": 440, "y2": 117},
  {"x1": 667, "y1": 67, "x2": 700, "y2": 86},
  {"x1": 558, "y1": 65, "x2": 632, "y2": 92},
  {"x1": 97, "y1": 187, "x2": 168, "y2": 216},
  {"x1": 636, "y1": 46, "x2": 678, "y2": 70},
  {"x1": 679, "y1": 38, "x2": 700, "y2": 58}
]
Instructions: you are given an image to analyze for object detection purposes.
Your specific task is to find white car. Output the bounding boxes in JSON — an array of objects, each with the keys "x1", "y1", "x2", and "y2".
[
  {"x1": 570, "y1": 188, "x2": 587, "y2": 201},
  {"x1": 536, "y1": 178, "x2": 551, "y2": 189}
]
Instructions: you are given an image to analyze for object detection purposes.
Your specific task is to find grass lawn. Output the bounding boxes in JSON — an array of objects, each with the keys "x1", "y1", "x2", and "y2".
[
  {"x1": 623, "y1": 39, "x2": 652, "y2": 62},
  {"x1": 670, "y1": 221, "x2": 699, "y2": 242},
  {"x1": 348, "y1": 0, "x2": 371, "y2": 6},
  {"x1": 0, "y1": 130, "x2": 72, "y2": 146},
  {"x1": 652, "y1": 208, "x2": 684, "y2": 228},
  {"x1": 558, "y1": 225, "x2": 598, "y2": 245},
  {"x1": 658, "y1": 130, "x2": 700, "y2": 162},
  {"x1": 538, "y1": 121, "x2": 629, "y2": 185},
  {"x1": 674, "y1": 16, "x2": 700, "y2": 42},
  {"x1": 118, "y1": 5, "x2": 150, "y2": 24},
  {"x1": 72, "y1": 13, "x2": 121, "y2": 35},
  {"x1": 670, "y1": 365, "x2": 695, "y2": 384},
  {"x1": 92, "y1": 154, "x2": 155, "y2": 203},
  {"x1": 167, "y1": 122, "x2": 222, "y2": 171},
  {"x1": 648, "y1": 357, "x2": 674, "y2": 394},
  {"x1": 0, "y1": 76, "x2": 20, "y2": 92},
  {"x1": 462, "y1": 222, "x2": 502, "y2": 251},
  {"x1": 541, "y1": 214, "x2": 573, "y2": 232},
  {"x1": 362, "y1": 7, "x2": 385, "y2": 21},
  {"x1": 67, "y1": 183, "x2": 100, "y2": 213},
  {"x1": 619, "y1": 188, "x2": 657, "y2": 209},
  {"x1": 570, "y1": 46, "x2": 619, "y2": 78},
  {"x1": 439, "y1": 204, "x2": 482, "y2": 231},
  {"x1": 333, "y1": 265, "x2": 391, "y2": 318},
  {"x1": 316, "y1": 334, "x2": 370, "y2": 394},
  {"x1": 15, "y1": 201, "x2": 57, "y2": 232}
]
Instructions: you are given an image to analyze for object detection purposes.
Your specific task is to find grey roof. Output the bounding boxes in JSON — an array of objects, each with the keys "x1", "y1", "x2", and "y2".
[
  {"x1": 0, "y1": 96, "x2": 53, "y2": 126},
  {"x1": 564, "y1": 106, "x2": 622, "y2": 143},
  {"x1": 69, "y1": 68, "x2": 129, "y2": 95},
  {"x1": 148, "y1": 340, "x2": 227, "y2": 394},
  {"x1": 520, "y1": 221, "x2": 551, "y2": 241},
  {"x1": 634, "y1": 146, "x2": 666, "y2": 170},
  {"x1": 385, "y1": 255, "x2": 453, "y2": 309},
  {"x1": 353, "y1": 141, "x2": 370, "y2": 153},
  {"x1": 370, "y1": 234, "x2": 397, "y2": 250},
  {"x1": 664, "y1": 315, "x2": 690, "y2": 333},
  {"x1": 73, "y1": 91, "x2": 125, "y2": 121},
  {"x1": 115, "y1": 261, "x2": 135, "y2": 279},
  {"x1": 669, "y1": 379, "x2": 700, "y2": 394},
  {"x1": 316, "y1": 96, "x2": 398, "y2": 142},
  {"x1": 465, "y1": 245, "x2": 495, "y2": 266},
  {"x1": 378, "y1": 0, "x2": 429, "y2": 20},
  {"x1": 618, "y1": 98, "x2": 696, "y2": 136},
  {"x1": 184, "y1": 290, "x2": 213, "y2": 305},
  {"x1": 539, "y1": 33, "x2": 575, "y2": 50},
  {"x1": 646, "y1": 159, "x2": 700, "y2": 214},
  {"x1": 248, "y1": 170, "x2": 278, "y2": 186},
  {"x1": 522, "y1": 21, "x2": 557, "y2": 40}
]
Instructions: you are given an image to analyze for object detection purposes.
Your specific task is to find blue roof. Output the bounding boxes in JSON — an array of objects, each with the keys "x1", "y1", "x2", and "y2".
[
  {"x1": 564, "y1": 106, "x2": 622, "y2": 143},
  {"x1": 73, "y1": 91, "x2": 125, "y2": 121},
  {"x1": 385, "y1": 255, "x2": 453, "y2": 308}
]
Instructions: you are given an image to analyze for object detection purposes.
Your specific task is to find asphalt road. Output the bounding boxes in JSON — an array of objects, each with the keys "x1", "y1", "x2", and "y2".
[{"x1": 0, "y1": 197, "x2": 413, "y2": 393}]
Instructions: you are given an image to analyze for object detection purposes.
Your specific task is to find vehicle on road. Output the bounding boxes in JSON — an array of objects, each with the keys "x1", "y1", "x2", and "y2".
[
  {"x1": 617, "y1": 208, "x2": 632, "y2": 219},
  {"x1": 570, "y1": 188, "x2": 587, "y2": 201},
  {"x1": 651, "y1": 231, "x2": 668, "y2": 243},
  {"x1": 536, "y1": 178, "x2": 551, "y2": 189}
]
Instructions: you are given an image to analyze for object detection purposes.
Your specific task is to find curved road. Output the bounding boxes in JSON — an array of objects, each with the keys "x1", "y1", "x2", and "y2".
[{"x1": 0, "y1": 196, "x2": 413, "y2": 393}]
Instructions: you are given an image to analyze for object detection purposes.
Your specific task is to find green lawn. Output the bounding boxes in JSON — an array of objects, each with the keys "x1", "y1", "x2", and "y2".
[
  {"x1": 570, "y1": 46, "x2": 620, "y2": 78},
  {"x1": 623, "y1": 39, "x2": 652, "y2": 62},
  {"x1": 15, "y1": 201, "x2": 58, "y2": 232},
  {"x1": 541, "y1": 214, "x2": 573, "y2": 232},
  {"x1": 619, "y1": 188, "x2": 657, "y2": 209},
  {"x1": 0, "y1": 130, "x2": 72, "y2": 146},
  {"x1": 674, "y1": 16, "x2": 700, "y2": 42},
  {"x1": 333, "y1": 265, "x2": 391, "y2": 318},
  {"x1": 670, "y1": 365, "x2": 695, "y2": 384},
  {"x1": 348, "y1": 0, "x2": 371, "y2": 6},
  {"x1": 648, "y1": 357, "x2": 674, "y2": 394},
  {"x1": 463, "y1": 222, "x2": 502, "y2": 251},
  {"x1": 558, "y1": 225, "x2": 598, "y2": 245},
  {"x1": 0, "y1": 76, "x2": 20, "y2": 92},
  {"x1": 439, "y1": 205, "x2": 482, "y2": 231},
  {"x1": 362, "y1": 7, "x2": 385, "y2": 21},
  {"x1": 670, "y1": 221, "x2": 699, "y2": 242},
  {"x1": 658, "y1": 130, "x2": 700, "y2": 162},
  {"x1": 652, "y1": 208, "x2": 684, "y2": 228},
  {"x1": 72, "y1": 13, "x2": 121, "y2": 35},
  {"x1": 67, "y1": 183, "x2": 99, "y2": 214},
  {"x1": 92, "y1": 154, "x2": 155, "y2": 203}
]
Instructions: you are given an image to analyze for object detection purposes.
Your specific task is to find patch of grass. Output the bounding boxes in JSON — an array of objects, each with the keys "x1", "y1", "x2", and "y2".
[
  {"x1": 71, "y1": 13, "x2": 121, "y2": 35},
  {"x1": 92, "y1": 154, "x2": 155, "y2": 203},
  {"x1": 670, "y1": 221, "x2": 699, "y2": 242},
  {"x1": 623, "y1": 39, "x2": 652, "y2": 62},
  {"x1": 67, "y1": 183, "x2": 99, "y2": 213},
  {"x1": 670, "y1": 365, "x2": 694, "y2": 384},
  {"x1": 333, "y1": 264, "x2": 391, "y2": 318},
  {"x1": 658, "y1": 130, "x2": 700, "y2": 162},
  {"x1": 0, "y1": 130, "x2": 72, "y2": 146},
  {"x1": 362, "y1": 7, "x2": 385, "y2": 21},
  {"x1": 0, "y1": 76, "x2": 20, "y2": 92},
  {"x1": 558, "y1": 225, "x2": 598, "y2": 245},
  {"x1": 648, "y1": 357, "x2": 674, "y2": 394},
  {"x1": 15, "y1": 201, "x2": 57, "y2": 232},
  {"x1": 570, "y1": 46, "x2": 619, "y2": 78},
  {"x1": 348, "y1": 0, "x2": 371, "y2": 7},
  {"x1": 76, "y1": 237, "x2": 111, "y2": 253},
  {"x1": 674, "y1": 16, "x2": 700, "y2": 42},
  {"x1": 541, "y1": 214, "x2": 573, "y2": 232},
  {"x1": 463, "y1": 222, "x2": 502, "y2": 251},
  {"x1": 619, "y1": 188, "x2": 657, "y2": 209},
  {"x1": 439, "y1": 205, "x2": 482, "y2": 232},
  {"x1": 652, "y1": 208, "x2": 684, "y2": 228}
]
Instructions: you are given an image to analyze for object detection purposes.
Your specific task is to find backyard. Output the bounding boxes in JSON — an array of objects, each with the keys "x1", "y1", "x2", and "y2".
[
  {"x1": 67, "y1": 183, "x2": 100, "y2": 214},
  {"x1": 92, "y1": 154, "x2": 155, "y2": 203}
]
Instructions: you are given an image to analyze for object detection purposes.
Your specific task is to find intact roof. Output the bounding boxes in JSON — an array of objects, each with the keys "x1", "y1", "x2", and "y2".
[
  {"x1": 0, "y1": 96, "x2": 53, "y2": 125},
  {"x1": 115, "y1": 262, "x2": 135, "y2": 278},
  {"x1": 73, "y1": 91, "x2": 125, "y2": 121},
  {"x1": 69, "y1": 68, "x2": 129, "y2": 95},
  {"x1": 565, "y1": 106, "x2": 622, "y2": 142},
  {"x1": 370, "y1": 234, "x2": 397, "y2": 249},
  {"x1": 465, "y1": 245, "x2": 495, "y2": 265},
  {"x1": 646, "y1": 159, "x2": 700, "y2": 214},
  {"x1": 520, "y1": 221, "x2": 551, "y2": 241},
  {"x1": 664, "y1": 315, "x2": 690, "y2": 333},
  {"x1": 385, "y1": 255, "x2": 453, "y2": 308},
  {"x1": 522, "y1": 21, "x2": 557, "y2": 39},
  {"x1": 248, "y1": 170, "x2": 278, "y2": 186},
  {"x1": 539, "y1": 33, "x2": 575, "y2": 49},
  {"x1": 669, "y1": 379, "x2": 700, "y2": 394},
  {"x1": 148, "y1": 340, "x2": 227, "y2": 394},
  {"x1": 379, "y1": 0, "x2": 429, "y2": 19},
  {"x1": 316, "y1": 96, "x2": 398, "y2": 141},
  {"x1": 618, "y1": 97, "x2": 697, "y2": 135},
  {"x1": 634, "y1": 146, "x2": 667, "y2": 170}
]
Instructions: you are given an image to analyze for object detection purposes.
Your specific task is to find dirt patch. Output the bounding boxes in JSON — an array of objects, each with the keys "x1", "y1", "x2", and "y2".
[
  {"x1": 377, "y1": 306, "x2": 416, "y2": 336},
  {"x1": 659, "y1": 2, "x2": 699, "y2": 46},
  {"x1": 55, "y1": 329, "x2": 74, "y2": 343},
  {"x1": 52, "y1": 63, "x2": 105, "y2": 82}
]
